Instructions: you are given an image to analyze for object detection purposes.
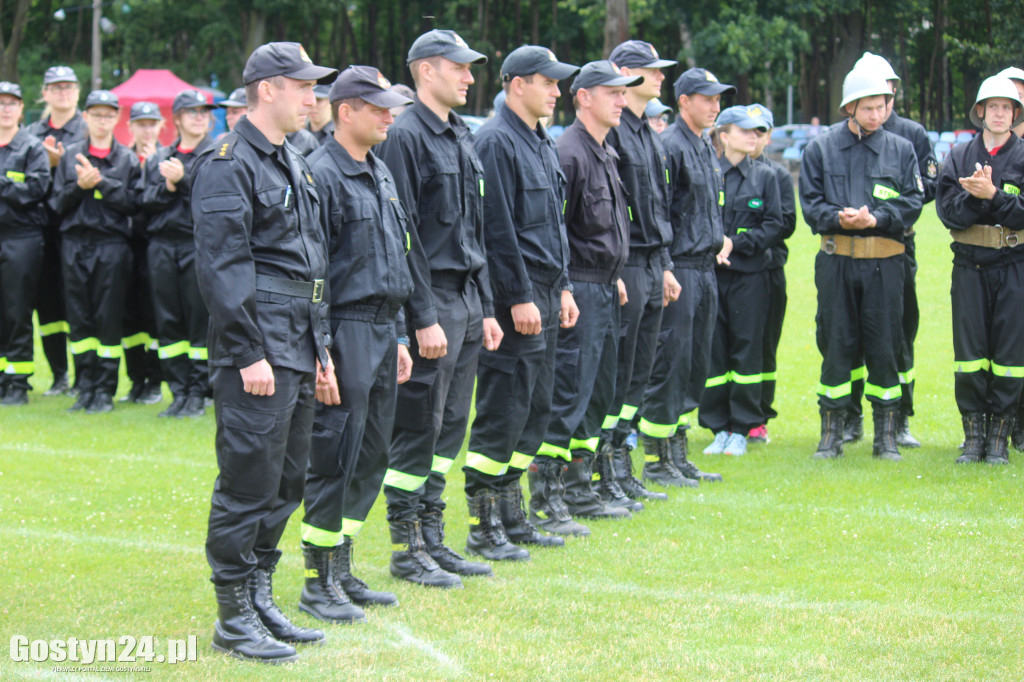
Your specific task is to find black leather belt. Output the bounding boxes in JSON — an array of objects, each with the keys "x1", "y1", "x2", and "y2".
[{"x1": 255, "y1": 274, "x2": 324, "y2": 303}]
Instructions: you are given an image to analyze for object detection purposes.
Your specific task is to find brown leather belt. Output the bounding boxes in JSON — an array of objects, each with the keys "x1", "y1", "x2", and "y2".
[
  {"x1": 950, "y1": 224, "x2": 1024, "y2": 249},
  {"x1": 819, "y1": 234, "x2": 905, "y2": 259}
]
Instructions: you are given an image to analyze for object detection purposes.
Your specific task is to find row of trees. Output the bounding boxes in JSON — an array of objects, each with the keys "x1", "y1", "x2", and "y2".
[{"x1": 1, "y1": 0, "x2": 1021, "y2": 130}]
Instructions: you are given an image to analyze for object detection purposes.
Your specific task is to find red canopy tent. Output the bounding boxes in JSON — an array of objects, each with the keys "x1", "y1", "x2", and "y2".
[{"x1": 110, "y1": 69, "x2": 215, "y2": 147}]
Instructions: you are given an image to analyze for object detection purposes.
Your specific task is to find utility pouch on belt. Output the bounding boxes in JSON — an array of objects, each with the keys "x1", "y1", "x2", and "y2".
[
  {"x1": 820, "y1": 234, "x2": 905, "y2": 259},
  {"x1": 950, "y1": 224, "x2": 1024, "y2": 249}
]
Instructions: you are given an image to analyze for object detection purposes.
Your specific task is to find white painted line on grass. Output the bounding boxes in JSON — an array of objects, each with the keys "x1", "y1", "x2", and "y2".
[
  {"x1": 0, "y1": 442, "x2": 207, "y2": 470},
  {"x1": 383, "y1": 622, "x2": 464, "y2": 674},
  {"x1": 0, "y1": 527, "x2": 201, "y2": 556}
]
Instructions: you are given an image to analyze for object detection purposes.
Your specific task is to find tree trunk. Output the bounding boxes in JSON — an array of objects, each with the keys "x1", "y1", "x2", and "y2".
[
  {"x1": 828, "y1": 9, "x2": 864, "y2": 117},
  {"x1": 0, "y1": 0, "x2": 30, "y2": 81},
  {"x1": 242, "y1": 9, "x2": 267, "y2": 62},
  {"x1": 603, "y1": 0, "x2": 628, "y2": 59}
]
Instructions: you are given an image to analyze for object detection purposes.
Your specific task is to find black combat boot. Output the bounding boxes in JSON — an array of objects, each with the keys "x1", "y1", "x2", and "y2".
[
  {"x1": 498, "y1": 480, "x2": 564, "y2": 547},
  {"x1": 527, "y1": 457, "x2": 591, "y2": 536},
  {"x1": 956, "y1": 413, "x2": 986, "y2": 464},
  {"x1": 842, "y1": 409, "x2": 863, "y2": 443},
  {"x1": 592, "y1": 443, "x2": 643, "y2": 511},
  {"x1": 465, "y1": 490, "x2": 531, "y2": 561},
  {"x1": 872, "y1": 405, "x2": 902, "y2": 461},
  {"x1": 420, "y1": 508, "x2": 493, "y2": 577},
  {"x1": 249, "y1": 566, "x2": 325, "y2": 643},
  {"x1": 389, "y1": 518, "x2": 463, "y2": 588},
  {"x1": 641, "y1": 435, "x2": 697, "y2": 487},
  {"x1": 297, "y1": 544, "x2": 367, "y2": 624},
  {"x1": 211, "y1": 581, "x2": 298, "y2": 663},
  {"x1": 612, "y1": 446, "x2": 667, "y2": 500},
  {"x1": 158, "y1": 394, "x2": 187, "y2": 418},
  {"x1": 670, "y1": 430, "x2": 722, "y2": 482},
  {"x1": 335, "y1": 537, "x2": 398, "y2": 607},
  {"x1": 985, "y1": 414, "x2": 1013, "y2": 465},
  {"x1": 896, "y1": 411, "x2": 921, "y2": 448},
  {"x1": 564, "y1": 452, "x2": 631, "y2": 519},
  {"x1": 813, "y1": 409, "x2": 845, "y2": 459}
]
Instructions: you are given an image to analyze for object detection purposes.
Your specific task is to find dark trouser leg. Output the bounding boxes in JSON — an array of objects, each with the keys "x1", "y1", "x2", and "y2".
[
  {"x1": 698, "y1": 271, "x2": 731, "y2": 434},
  {"x1": 180, "y1": 245, "x2": 211, "y2": 398},
  {"x1": 814, "y1": 253, "x2": 862, "y2": 413},
  {"x1": 62, "y1": 239, "x2": 98, "y2": 397},
  {"x1": 36, "y1": 224, "x2": 68, "y2": 379},
  {"x1": 898, "y1": 241, "x2": 918, "y2": 416},
  {"x1": 984, "y1": 262, "x2": 1024, "y2": 417},
  {"x1": 761, "y1": 266, "x2": 787, "y2": 423},
  {"x1": 90, "y1": 241, "x2": 131, "y2": 396},
  {"x1": 0, "y1": 234, "x2": 44, "y2": 391},
  {"x1": 952, "y1": 264, "x2": 989, "y2": 417},
  {"x1": 680, "y1": 266, "x2": 718, "y2": 421},
  {"x1": 206, "y1": 366, "x2": 314, "y2": 585},
  {"x1": 149, "y1": 239, "x2": 190, "y2": 398},
  {"x1": 122, "y1": 234, "x2": 150, "y2": 387},
  {"x1": 725, "y1": 270, "x2": 769, "y2": 434}
]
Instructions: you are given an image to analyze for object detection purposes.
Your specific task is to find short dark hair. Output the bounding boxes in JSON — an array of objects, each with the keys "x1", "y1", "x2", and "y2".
[
  {"x1": 331, "y1": 97, "x2": 366, "y2": 125},
  {"x1": 502, "y1": 73, "x2": 535, "y2": 94},
  {"x1": 409, "y1": 56, "x2": 444, "y2": 88},
  {"x1": 244, "y1": 76, "x2": 285, "y2": 111}
]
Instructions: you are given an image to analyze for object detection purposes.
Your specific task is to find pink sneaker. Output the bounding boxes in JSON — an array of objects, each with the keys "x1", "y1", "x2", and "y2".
[{"x1": 748, "y1": 424, "x2": 770, "y2": 443}]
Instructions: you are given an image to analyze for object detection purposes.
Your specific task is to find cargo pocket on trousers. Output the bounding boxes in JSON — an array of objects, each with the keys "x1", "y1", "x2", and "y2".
[
  {"x1": 394, "y1": 365, "x2": 439, "y2": 431},
  {"x1": 309, "y1": 405, "x2": 351, "y2": 477},
  {"x1": 217, "y1": 404, "x2": 277, "y2": 498},
  {"x1": 553, "y1": 345, "x2": 581, "y2": 397}
]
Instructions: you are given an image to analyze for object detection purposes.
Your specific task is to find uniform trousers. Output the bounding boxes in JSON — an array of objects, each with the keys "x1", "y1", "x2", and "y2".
[
  {"x1": 122, "y1": 232, "x2": 161, "y2": 387},
  {"x1": 0, "y1": 233, "x2": 44, "y2": 390},
  {"x1": 760, "y1": 266, "x2": 787, "y2": 423},
  {"x1": 36, "y1": 223, "x2": 68, "y2": 378}
]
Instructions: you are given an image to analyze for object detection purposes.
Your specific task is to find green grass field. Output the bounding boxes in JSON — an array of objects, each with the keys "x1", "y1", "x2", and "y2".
[{"x1": 2, "y1": 204, "x2": 1022, "y2": 681}]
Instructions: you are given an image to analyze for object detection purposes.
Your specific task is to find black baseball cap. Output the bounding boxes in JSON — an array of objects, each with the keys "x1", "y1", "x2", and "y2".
[
  {"x1": 220, "y1": 88, "x2": 246, "y2": 108},
  {"x1": 313, "y1": 84, "x2": 330, "y2": 99},
  {"x1": 173, "y1": 89, "x2": 215, "y2": 113},
  {"x1": 0, "y1": 82, "x2": 23, "y2": 100},
  {"x1": 44, "y1": 66, "x2": 78, "y2": 85},
  {"x1": 329, "y1": 66, "x2": 413, "y2": 109},
  {"x1": 84, "y1": 90, "x2": 119, "y2": 110},
  {"x1": 407, "y1": 30, "x2": 486, "y2": 65},
  {"x1": 673, "y1": 67, "x2": 735, "y2": 100},
  {"x1": 570, "y1": 60, "x2": 643, "y2": 95},
  {"x1": 242, "y1": 42, "x2": 338, "y2": 85},
  {"x1": 609, "y1": 40, "x2": 677, "y2": 69},
  {"x1": 501, "y1": 46, "x2": 579, "y2": 81},
  {"x1": 129, "y1": 101, "x2": 162, "y2": 121}
]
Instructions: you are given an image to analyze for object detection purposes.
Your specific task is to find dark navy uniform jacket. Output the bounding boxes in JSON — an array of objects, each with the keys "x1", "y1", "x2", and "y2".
[
  {"x1": 191, "y1": 116, "x2": 330, "y2": 373},
  {"x1": 472, "y1": 102, "x2": 570, "y2": 307},
  {"x1": 754, "y1": 155, "x2": 796, "y2": 268},
  {"x1": 605, "y1": 106, "x2": 673, "y2": 270},
  {"x1": 557, "y1": 118, "x2": 629, "y2": 284},
  {"x1": 719, "y1": 155, "x2": 784, "y2": 273},
  {"x1": 660, "y1": 118, "x2": 724, "y2": 263},
  {"x1": 25, "y1": 113, "x2": 87, "y2": 162},
  {"x1": 800, "y1": 122, "x2": 923, "y2": 239},
  {"x1": 138, "y1": 135, "x2": 215, "y2": 238},
  {"x1": 49, "y1": 137, "x2": 140, "y2": 239},
  {"x1": 376, "y1": 97, "x2": 494, "y2": 330},
  {"x1": 937, "y1": 133, "x2": 1024, "y2": 268},
  {"x1": 884, "y1": 111, "x2": 938, "y2": 204},
  {"x1": 307, "y1": 140, "x2": 414, "y2": 337},
  {"x1": 0, "y1": 128, "x2": 51, "y2": 236}
]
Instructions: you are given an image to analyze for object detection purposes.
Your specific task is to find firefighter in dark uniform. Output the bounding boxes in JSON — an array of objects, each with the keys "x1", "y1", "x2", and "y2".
[
  {"x1": 462, "y1": 46, "x2": 581, "y2": 558},
  {"x1": 748, "y1": 104, "x2": 797, "y2": 442},
  {"x1": 219, "y1": 88, "x2": 247, "y2": 135},
  {"x1": 191, "y1": 42, "x2": 337, "y2": 663},
  {"x1": 597, "y1": 40, "x2": 682, "y2": 505},
  {"x1": 26, "y1": 66, "x2": 86, "y2": 396},
  {"x1": 298, "y1": 67, "x2": 423, "y2": 621},
  {"x1": 139, "y1": 90, "x2": 217, "y2": 418},
  {"x1": 0, "y1": 82, "x2": 50, "y2": 406},
  {"x1": 640, "y1": 68, "x2": 734, "y2": 484},
  {"x1": 538, "y1": 60, "x2": 637, "y2": 521},
  {"x1": 841, "y1": 53, "x2": 939, "y2": 449},
  {"x1": 698, "y1": 105, "x2": 784, "y2": 455},
  {"x1": 376, "y1": 30, "x2": 501, "y2": 586},
  {"x1": 307, "y1": 84, "x2": 334, "y2": 144},
  {"x1": 936, "y1": 75, "x2": 1024, "y2": 465},
  {"x1": 50, "y1": 90, "x2": 140, "y2": 414},
  {"x1": 799, "y1": 68, "x2": 923, "y2": 461}
]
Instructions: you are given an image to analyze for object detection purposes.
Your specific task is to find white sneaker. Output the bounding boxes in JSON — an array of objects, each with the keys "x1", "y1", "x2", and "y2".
[
  {"x1": 704, "y1": 431, "x2": 731, "y2": 455},
  {"x1": 723, "y1": 432, "x2": 747, "y2": 456}
]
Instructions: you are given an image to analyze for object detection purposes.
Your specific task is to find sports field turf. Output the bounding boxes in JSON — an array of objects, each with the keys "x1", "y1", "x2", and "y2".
[{"x1": 2, "y1": 203, "x2": 1022, "y2": 680}]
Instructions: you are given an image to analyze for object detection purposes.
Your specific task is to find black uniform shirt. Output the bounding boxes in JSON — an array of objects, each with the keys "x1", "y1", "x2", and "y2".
[
  {"x1": 307, "y1": 139, "x2": 415, "y2": 337},
  {"x1": 49, "y1": 137, "x2": 140, "y2": 239},
  {"x1": 937, "y1": 133, "x2": 1024, "y2": 268},
  {"x1": 557, "y1": 118, "x2": 630, "y2": 284},
  {"x1": 755, "y1": 155, "x2": 797, "y2": 267},
  {"x1": 376, "y1": 97, "x2": 494, "y2": 329},
  {"x1": 800, "y1": 122, "x2": 923, "y2": 239},
  {"x1": 605, "y1": 106, "x2": 673, "y2": 269},
  {"x1": 310, "y1": 122, "x2": 335, "y2": 145},
  {"x1": 191, "y1": 116, "x2": 330, "y2": 373},
  {"x1": 719, "y1": 155, "x2": 784, "y2": 273},
  {"x1": 0, "y1": 128, "x2": 51, "y2": 235},
  {"x1": 885, "y1": 111, "x2": 938, "y2": 204},
  {"x1": 660, "y1": 118, "x2": 725, "y2": 262},
  {"x1": 472, "y1": 102, "x2": 570, "y2": 306},
  {"x1": 138, "y1": 135, "x2": 215, "y2": 239},
  {"x1": 25, "y1": 113, "x2": 87, "y2": 169},
  {"x1": 287, "y1": 128, "x2": 320, "y2": 157}
]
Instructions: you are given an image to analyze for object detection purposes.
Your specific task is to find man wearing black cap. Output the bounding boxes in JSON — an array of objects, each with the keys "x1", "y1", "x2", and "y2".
[
  {"x1": 191, "y1": 42, "x2": 338, "y2": 663},
  {"x1": 376, "y1": 29, "x2": 501, "y2": 584},
  {"x1": 461, "y1": 45, "x2": 581, "y2": 559},
  {"x1": 595, "y1": 40, "x2": 687, "y2": 506},
  {"x1": 538, "y1": 61, "x2": 637, "y2": 522},
  {"x1": 297, "y1": 66, "x2": 429, "y2": 622},
  {"x1": 219, "y1": 88, "x2": 247, "y2": 134},
  {"x1": 639, "y1": 67, "x2": 734, "y2": 486},
  {"x1": 49, "y1": 90, "x2": 140, "y2": 415},
  {"x1": 139, "y1": 90, "x2": 216, "y2": 418},
  {"x1": 26, "y1": 66, "x2": 86, "y2": 397},
  {"x1": 307, "y1": 85, "x2": 334, "y2": 144}
]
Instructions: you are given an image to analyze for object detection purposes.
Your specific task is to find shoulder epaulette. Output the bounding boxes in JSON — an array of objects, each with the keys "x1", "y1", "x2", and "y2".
[{"x1": 211, "y1": 135, "x2": 236, "y2": 161}]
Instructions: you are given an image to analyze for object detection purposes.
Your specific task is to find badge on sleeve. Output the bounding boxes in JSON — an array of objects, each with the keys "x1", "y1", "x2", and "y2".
[
  {"x1": 926, "y1": 159, "x2": 938, "y2": 179},
  {"x1": 916, "y1": 172, "x2": 924, "y2": 194}
]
